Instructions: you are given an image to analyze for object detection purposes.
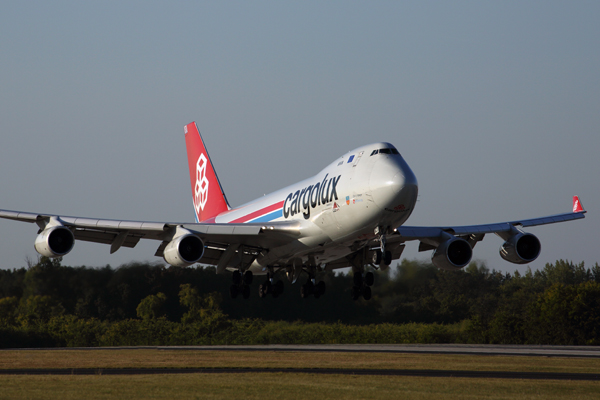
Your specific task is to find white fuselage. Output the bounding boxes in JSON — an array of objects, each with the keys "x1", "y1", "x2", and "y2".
[{"x1": 213, "y1": 142, "x2": 418, "y2": 272}]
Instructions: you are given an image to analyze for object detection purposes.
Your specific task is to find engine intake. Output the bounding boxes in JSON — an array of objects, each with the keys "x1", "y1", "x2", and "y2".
[
  {"x1": 431, "y1": 236, "x2": 472, "y2": 270},
  {"x1": 499, "y1": 232, "x2": 541, "y2": 264},
  {"x1": 34, "y1": 226, "x2": 75, "y2": 257},
  {"x1": 163, "y1": 234, "x2": 204, "y2": 267}
]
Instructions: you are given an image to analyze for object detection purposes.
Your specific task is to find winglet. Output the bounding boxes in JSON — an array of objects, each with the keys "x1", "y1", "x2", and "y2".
[
  {"x1": 184, "y1": 122, "x2": 231, "y2": 223},
  {"x1": 573, "y1": 196, "x2": 585, "y2": 213}
]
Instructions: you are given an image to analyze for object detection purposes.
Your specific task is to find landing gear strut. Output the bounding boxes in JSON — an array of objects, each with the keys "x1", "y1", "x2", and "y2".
[
  {"x1": 351, "y1": 271, "x2": 374, "y2": 301},
  {"x1": 230, "y1": 270, "x2": 253, "y2": 299},
  {"x1": 374, "y1": 229, "x2": 393, "y2": 267}
]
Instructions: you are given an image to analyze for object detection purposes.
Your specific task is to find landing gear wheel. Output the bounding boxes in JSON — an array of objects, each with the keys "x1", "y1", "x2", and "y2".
[
  {"x1": 258, "y1": 282, "x2": 269, "y2": 298},
  {"x1": 373, "y1": 250, "x2": 382, "y2": 265},
  {"x1": 362, "y1": 286, "x2": 372, "y2": 300},
  {"x1": 353, "y1": 273, "x2": 363, "y2": 287},
  {"x1": 351, "y1": 286, "x2": 361, "y2": 301},
  {"x1": 301, "y1": 281, "x2": 314, "y2": 298},
  {"x1": 230, "y1": 284, "x2": 239, "y2": 299},
  {"x1": 242, "y1": 284, "x2": 251, "y2": 299},
  {"x1": 273, "y1": 280, "x2": 284, "y2": 297},
  {"x1": 365, "y1": 272, "x2": 374, "y2": 287},
  {"x1": 243, "y1": 271, "x2": 253, "y2": 285},
  {"x1": 383, "y1": 251, "x2": 392, "y2": 266},
  {"x1": 315, "y1": 281, "x2": 326, "y2": 297},
  {"x1": 232, "y1": 271, "x2": 242, "y2": 286}
]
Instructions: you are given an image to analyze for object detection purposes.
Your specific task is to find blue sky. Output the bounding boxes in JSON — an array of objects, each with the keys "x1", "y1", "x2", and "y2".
[{"x1": 1, "y1": 1, "x2": 598, "y2": 272}]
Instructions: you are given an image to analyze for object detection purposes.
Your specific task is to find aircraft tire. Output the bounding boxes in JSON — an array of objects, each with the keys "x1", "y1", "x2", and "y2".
[
  {"x1": 362, "y1": 286, "x2": 372, "y2": 300},
  {"x1": 274, "y1": 280, "x2": 284, "y2": 296},
  {"x1": 316, "y1": 281, "x2": 326, "y2": 296},
  {"x1": 301, "y1": 285, "x2": 309, "y2": 298},
  {"x1": 383, "y1": 251, "x2": 392, "y2": 266},
  {"x1": 301, "y1": 281, "x2": 314, "y2": 298},
  {"x1": 232, "y1": 271, "x2": 242, "y2": 286},
  {"x1": 242, "y1": 284, "x2": 251, "y2": 299},
  {"x1": 353, "y1": 273, "x2": 363, "y2": 287},
  {"x1": 351, "y1": 286, "x2": 361, "y2": 301},
  {"x1": 243, "y1": 271, "x2": 253, "y2": 285},
  {"x1": 365, "y1": 272, "x2": 374, "y2": 287},
  {"x1": 230, "y1": 284, "x2": 239, "y2": 299},
  {"x1": 258, "y1": 283, "x2": 267, "y2": 298},
  {"x1": 373, "y1": 250, "x2": 382, "y2": 265}
]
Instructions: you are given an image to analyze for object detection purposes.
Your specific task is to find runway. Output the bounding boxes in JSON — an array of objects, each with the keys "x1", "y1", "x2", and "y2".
[
  {"x1": 168, "y1": 344, "x2": 600, "y2": 358},
  {"x1": 0, "y1": 367, "x2": 598, "y2": 381},
  {"x1": 12, "y1": 344, "x2": 600, "y2": 358}
]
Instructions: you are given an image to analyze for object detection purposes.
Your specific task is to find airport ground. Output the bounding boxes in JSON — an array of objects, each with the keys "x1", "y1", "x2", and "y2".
[{"x1": 1, "y1": 346, "x2": 599, "y2": 399}]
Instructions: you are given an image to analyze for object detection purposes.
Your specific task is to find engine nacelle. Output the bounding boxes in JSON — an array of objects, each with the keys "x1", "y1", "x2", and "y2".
[
  {"x1": 431, "y1": 236, "x2": 472, "y2": 270},
  {"x1": 163, "y1": 234, "x2": 204, "y2": 267},
  {"x1": 34, "y1": 226, "x2": 75, "y2": 257},
  {"x1": 499, "y1": 232, "x2": 541, "y2": 264}
]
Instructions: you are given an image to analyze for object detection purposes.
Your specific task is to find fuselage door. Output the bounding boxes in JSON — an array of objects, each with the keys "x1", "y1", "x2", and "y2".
[{"x1": 353, "y1": 151, "x2": 364, "y2": 167}]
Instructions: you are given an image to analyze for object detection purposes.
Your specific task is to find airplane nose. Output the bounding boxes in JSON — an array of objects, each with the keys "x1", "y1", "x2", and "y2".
[{"x1": 369, "y1": 156, "x2": 418, "y2": 211}]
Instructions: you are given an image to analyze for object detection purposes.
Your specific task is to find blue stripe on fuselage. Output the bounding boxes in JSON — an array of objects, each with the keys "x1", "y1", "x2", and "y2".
[{"x1": 249, "y1": 209, "x2": 283, "y2": 223}]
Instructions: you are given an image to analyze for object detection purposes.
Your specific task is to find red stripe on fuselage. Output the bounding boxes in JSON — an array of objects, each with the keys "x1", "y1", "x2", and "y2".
[{"x1": 229, "y1": 201, "x2": 284, "y2": 223}]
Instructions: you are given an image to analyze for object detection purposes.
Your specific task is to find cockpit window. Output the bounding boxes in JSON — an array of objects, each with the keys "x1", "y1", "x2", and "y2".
[{"x1": 370, "y1": 147, "x2": 400, "y2": 156}]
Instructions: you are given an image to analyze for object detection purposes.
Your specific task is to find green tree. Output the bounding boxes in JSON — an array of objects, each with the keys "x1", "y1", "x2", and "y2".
[
  {"x1": 178, "y1": 284, "x2": 228, "y2": 327},
  {"x1": 0, "y1": 297, "x2": 19, "y2": 325},
  {"x1": 136, "y1": 292, "x2": 167, "y2": 320},
  {"x1": 18, "y1": 295, "x2": 65, "y2": 323}
]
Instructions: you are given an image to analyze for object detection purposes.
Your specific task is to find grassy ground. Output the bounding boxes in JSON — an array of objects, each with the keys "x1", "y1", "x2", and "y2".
[
  {"x1": 1, "y1": 349, "x2": 600, "y2": 374},
  {"x1": 1, "y1": 374, "x2": 599, "y2": 400},
  {"x1": 1, "y1": 350, "x2": 599, "y2": 399}
]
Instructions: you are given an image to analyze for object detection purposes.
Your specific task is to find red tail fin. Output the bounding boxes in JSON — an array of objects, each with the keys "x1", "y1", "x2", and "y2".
[
  {"x1": 573, "y1": 195, "x2": 584, "y2": 213},
  {"x1": 184, "y1": 122, "x2": 230, "y2": 222}
]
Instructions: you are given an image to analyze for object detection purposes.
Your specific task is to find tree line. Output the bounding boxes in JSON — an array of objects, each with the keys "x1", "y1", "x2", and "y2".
[{"x1": 1, "y1": 257, "x2": 599, "y2": 347}]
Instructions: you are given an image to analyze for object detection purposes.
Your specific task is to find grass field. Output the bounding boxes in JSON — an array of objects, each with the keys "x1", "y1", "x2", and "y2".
[{"x1": 1, "y1": 349, "x2": 599, "y2": 399}]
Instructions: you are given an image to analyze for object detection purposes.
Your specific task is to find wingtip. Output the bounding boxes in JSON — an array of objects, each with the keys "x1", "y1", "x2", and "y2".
[{"x1": 573, "y1": 195, "x2": 585, "y2": 213}]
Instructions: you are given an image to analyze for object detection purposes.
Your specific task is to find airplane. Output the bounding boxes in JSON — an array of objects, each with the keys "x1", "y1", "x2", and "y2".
[{"x1": 0, "y1": 122, "x2": 587, "y2": 300}]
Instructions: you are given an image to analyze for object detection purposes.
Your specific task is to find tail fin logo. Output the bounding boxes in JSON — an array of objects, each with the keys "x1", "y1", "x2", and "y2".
[
  {"x1": 573, "y1": 195, "x2": 584, "y2": 213},
  {"x1": 194, "y1": 153, "x2": 209, "y2": 212}
]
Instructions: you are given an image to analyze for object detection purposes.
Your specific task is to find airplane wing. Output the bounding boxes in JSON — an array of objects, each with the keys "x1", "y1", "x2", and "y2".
[
  {"x1": 356, "y1": 196, "x2": 587, "y2": 270},
  {"x1": 0, "y1": 209, "x2": 301, "y2": 270},
  {"x1": 395, "y1": 207, "x2": 586, "y2": 240}
]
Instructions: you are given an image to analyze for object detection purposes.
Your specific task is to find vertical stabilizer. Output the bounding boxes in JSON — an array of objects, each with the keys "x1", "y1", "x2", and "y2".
[{"x1": 184, "y1": 122, "x2": 230, "y2": 222}]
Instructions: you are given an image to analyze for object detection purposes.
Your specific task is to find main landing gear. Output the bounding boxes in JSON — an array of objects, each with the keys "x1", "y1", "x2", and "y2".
[
  {"x1": 351, "y1": 271, "x2": 374, "y2": 301},
  {"x1": 229, "y1": 265, "x2": 328, "y2": 300},
  {"x1": 259, "y1": 274, "x2": 285, "y2": 298},
  {"x1": 300, "y1": 277, "x2": 326, "y2": 299},
  {"x1": 230, "y1": 270, "x2": 253, "y2": 299}
]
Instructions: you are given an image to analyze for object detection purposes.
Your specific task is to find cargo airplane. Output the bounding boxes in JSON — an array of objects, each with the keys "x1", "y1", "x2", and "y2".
[{"x1": 0, "y1": 122, "x2": 587, "y2": 300}]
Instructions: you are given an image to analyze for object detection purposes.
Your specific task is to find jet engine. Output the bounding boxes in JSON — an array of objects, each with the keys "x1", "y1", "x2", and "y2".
[
  {"x1": 499, "y1": 232, "x2": 541, "y2": 264},
  {"x1": 163, "y1": 233, "x2": 204, "y2": 267},
  {"x1": 34, "y1": 225, "x2": 75, "y2": 257},
  {"x1": 431, "y1": 236, "x2": 472, "y2": 270}
]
